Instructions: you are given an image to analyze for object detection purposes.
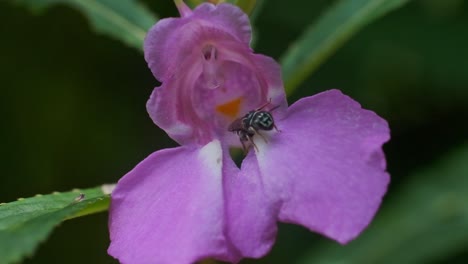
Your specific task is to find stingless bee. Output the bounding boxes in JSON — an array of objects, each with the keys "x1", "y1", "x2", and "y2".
[{"x1": 228, "y1": 100, "x2": 280, "y2": 152}]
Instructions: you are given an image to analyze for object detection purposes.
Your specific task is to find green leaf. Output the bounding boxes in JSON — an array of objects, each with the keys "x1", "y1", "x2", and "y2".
[
  {"x1": 298, "y1": 143, "x2": 468, "y2": 264},
  {"x1": 0, "y1": 186, "x2": 111, "y2": 264},
  {"x1": 10, "y1": 0, "x2": 158, "y2": 51},
  {"x1": 280, "y1": 0, "x2": 411, "y2": 95}
]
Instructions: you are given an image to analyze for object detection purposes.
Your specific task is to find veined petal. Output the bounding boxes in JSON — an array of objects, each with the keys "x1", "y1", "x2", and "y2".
[
  {"x1": 146, "y1": 54, "x2": 205, "y2": 145},
  {"x1": 193, "y1": 3, "x2": 251, "y2": 44},
  {"x1": 144, "y1": 17, "x2": 183, "y2": 81},
  {"x1": 144, "y1": 3, "x2": 286, "y2": 146},
  {"x1": 146, "y1": 39, "x2": 287, "y2": 146},
  {"x1": 255, "y1": 90, "x2": 390, "y2": 244},
  {"x1": 144, "y1": 3, "x2": 251, "y2": 81},
  {"x1": 108, "y1": 141, "x2": 239, "y2": 263},
  {"x1": 223, "y1": 150, "x2": 280, "y2": 258}
]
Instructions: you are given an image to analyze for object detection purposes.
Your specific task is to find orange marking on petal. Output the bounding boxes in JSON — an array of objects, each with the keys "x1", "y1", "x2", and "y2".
[{"x1": 216, "y1": 97, "x2": 242, "y2": 119}]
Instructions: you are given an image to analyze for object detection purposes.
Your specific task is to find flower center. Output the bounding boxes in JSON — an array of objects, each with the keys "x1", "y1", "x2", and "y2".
[
  {"x1": 215, "y1": 97, "x2": 242, "y2": 119},
  {"x1": 202, "y1": 45, "x2": 224, "y2": 90},
  {"x1": 185, "y1": 43, "x2": 275, "y2": 146}
]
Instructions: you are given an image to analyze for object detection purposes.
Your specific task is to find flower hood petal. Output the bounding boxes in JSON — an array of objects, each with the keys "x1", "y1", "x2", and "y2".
[
  {"x1": 254, "y1": 89, "x2": 390, "y2": 243},
  {"x1": 108, "y1": 141, "x2": 240, "y2": 263},
  {"x1": 144, "y1": 3, "x2": 251, "y2": 82},
  {"x1": 146, "y1": 51, "x2": 286, "y2": 146},
  {"x1": 144, "y1": 3, "x2": 286, "y2": 146}
]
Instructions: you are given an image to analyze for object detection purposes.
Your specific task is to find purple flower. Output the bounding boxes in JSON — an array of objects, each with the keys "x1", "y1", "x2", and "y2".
[{"x1": 108, "y1": 2, "x2": 390, "y2": 264}]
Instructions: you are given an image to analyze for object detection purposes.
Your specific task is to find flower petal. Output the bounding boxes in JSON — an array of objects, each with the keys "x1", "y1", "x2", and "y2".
[
  {"x1": 146, "y1": 57, "x2": 205, "y2": 145},
  {"x1": 193, "y1": 3, "x2": 251, "y2": 44},
  {"x1": 108, "y1": 141, "x2": 239, "y2": 263},
  {"x1": 223, "y1": 150, "x2": 280, "y2": 258},
  {"x1": 255, "y1": 89, "x2": 390, "y2": 244},
  {"x1": 144, "y1": 17, "x2": 182, "y2": 81},
  {"x1": 144, "y1": 3, "x2": 251, "y2": 81},
  {"x1": 146, "y1": 42, "x2": 287, "y2": 146}
]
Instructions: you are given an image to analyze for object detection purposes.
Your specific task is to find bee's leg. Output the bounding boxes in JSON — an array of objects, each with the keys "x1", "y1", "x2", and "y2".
[
  {"x1": 273, "y1": 124, "x2": 281, "y2": 132},
  {"x1": 256, "y1": 98, "x2": 273, "y2": 111},
  {"x1": 242, "y1": 129, "x2": 257, "y2": 152},
  {"x1": 257, "y1": 131, "x2": 269, "y2": 143},
  {"x1": 240, "y1": 139, "x2": 249, "y2": 154},
  {"x1": 238, "y1": 131, "x2": 250, "y2": 154},
  {"x1": 247, "y1": 136, "x2": 259, "y2": 152},
  {"x1": 249, "y1": 127, "x2": 268, "y2": 144}
]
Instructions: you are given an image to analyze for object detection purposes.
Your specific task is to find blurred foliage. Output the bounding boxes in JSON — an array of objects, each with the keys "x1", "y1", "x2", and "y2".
[
  {"x1": 0, "y1": 0, "x2": 467, "y2": 263},
  {"x1": 230, "y1": 0, "x2": 259, "y2": 15},
  {"x1": 280, "y1": 0, "x2": 411, "y2": 94},
  {"x1": 10, "y1": 0, "x2": 158, "y2": 50}
]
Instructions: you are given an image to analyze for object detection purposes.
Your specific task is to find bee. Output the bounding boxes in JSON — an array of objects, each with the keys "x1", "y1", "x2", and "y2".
[{"x1": 228, "y1": 101, "x2": 280, "y2": 152}]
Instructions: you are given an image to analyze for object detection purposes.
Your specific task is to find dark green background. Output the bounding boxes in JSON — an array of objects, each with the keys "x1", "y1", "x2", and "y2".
[{"x1": 1, "y1": 0, "x2": 467, "y2": 263}]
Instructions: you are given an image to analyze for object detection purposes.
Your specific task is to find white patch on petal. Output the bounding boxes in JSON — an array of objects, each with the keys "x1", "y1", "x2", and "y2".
[
  {"x1": 198, "y1": 140, "x2": 223, "y2": 179},
  {"x1": 267, "y1": 86, "x2": 284, "y2": 102},
  {"x1": 253, "y1": 135, "x2": 269, "y2": 158},
  {"x1": 164, "y1": 123, "x2": 193, "y2": 137}
]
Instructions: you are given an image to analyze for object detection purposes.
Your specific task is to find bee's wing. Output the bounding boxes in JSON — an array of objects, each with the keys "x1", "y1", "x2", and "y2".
[{"x1": 228, "y1": 118, "x2": 243, "y2": 131}]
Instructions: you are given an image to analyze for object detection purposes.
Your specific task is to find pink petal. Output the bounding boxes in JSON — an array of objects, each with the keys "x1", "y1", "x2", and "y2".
[
  {"x1": 144, "y1": 3, "x2": 286, "y2": 146},
  {"x1": 144, "y1": 3, "x2": 251, "y2": 81},
  {"x1": 255, "y1": 89, "x2": 390, "y2": 244},
  {"x1": 108, "y1": 141, "x2": 239, "y2": 263},
  {"x1": 223, "y1": 150, "x2": 280, "y2": 258},
  {"x1": 193, "y1": 3, "x2": 251, "y2": 44},
  {"x1": 146, "y1": 56, "x2": 206, "y2": 145},
  {"x1": 144, "y1": 17, "x2": 182, "y2": 81},
  {"x1": 146, "y1": 41, "x2": 287, "y2": 146}
]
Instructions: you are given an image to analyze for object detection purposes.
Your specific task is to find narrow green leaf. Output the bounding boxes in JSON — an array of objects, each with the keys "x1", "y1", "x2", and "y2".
[
  {"x1": 10, "y1": 0, "x2": 158, "y2": 51},
  {"x1": 280, "y1": 0, "x2": 411, "y2": 95},
  {"x1": 298, "y1": 143, "x2": 468, "y2": 264},
  {"x1": 0, "y1": 186, "x2": 110, "y2": 264}
]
